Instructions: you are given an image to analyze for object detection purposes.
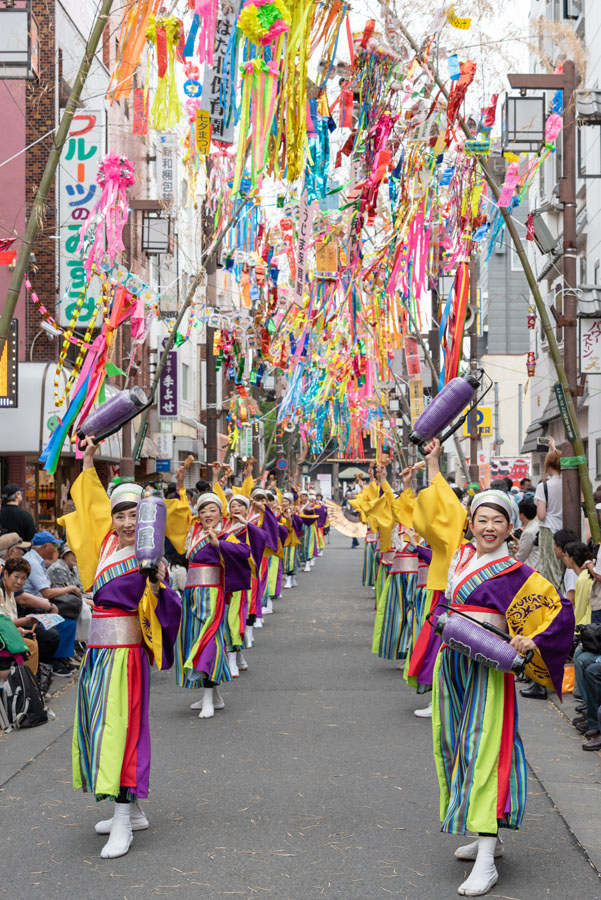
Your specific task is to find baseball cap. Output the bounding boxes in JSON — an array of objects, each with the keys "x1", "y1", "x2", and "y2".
[
  {"x1": 32, "y1": 531, "x2": 62, "y2": 547},
  {"x1": 1, "y1": 483, "x2": 22, "y2": 499},
  {"x1": 0, "y1": 532, "x2": 31, "y2": 553}
]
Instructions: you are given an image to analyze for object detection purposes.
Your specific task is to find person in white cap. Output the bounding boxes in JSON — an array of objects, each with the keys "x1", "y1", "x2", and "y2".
[
  {"x1": 58, "y1": 437, "x2": 182, "y2": 860},
  {"x1": 414, "y1": 439, "x2": 574, "y2": 897},
  {"x1": 167, "y1": 469, "x2": 252, "y2": 718},
  {"x1": 280, "y1": 493, "x2": 302, "y2": 589}
]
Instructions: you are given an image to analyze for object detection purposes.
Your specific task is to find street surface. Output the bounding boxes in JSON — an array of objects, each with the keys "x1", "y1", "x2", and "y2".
[{"x1": 1, "y1": 532, "x2": 600, "y2": 900}]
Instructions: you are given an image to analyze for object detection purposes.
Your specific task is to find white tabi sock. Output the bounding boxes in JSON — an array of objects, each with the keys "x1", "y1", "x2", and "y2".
[
  {"x1": 303, "y1": 561, "x2": 311, "y2": 572},
  {"x1": 95, "y1": 800, "x2": 148, "y2": 835},
  {"x1": 100, "y1": 802, "x2": 133, "y2": 859},
  {"x1": 213, "y1": 686, "x2": 225, "y2": 709},
  {"x1": 455, "y1": 835, "x2": 504, "y2": 861},
  {"x1": 291, "y1": 575, "x2": 298, "y2": 587},
  {"x1": 283, "y1": 575, "x2": 292, "y2": 589},
  {"x1": 228, "y1": 650, "x2": 239, "y2": 677},
  {"x1": 236, "y1": 650, "x2": 248, "y2": 670},
  {"x1": 198, "y1": 687, "x2": 215, "y2": 718},
  {"x1": 457, "y1": 835, "x2": 499, "y2": 896}
]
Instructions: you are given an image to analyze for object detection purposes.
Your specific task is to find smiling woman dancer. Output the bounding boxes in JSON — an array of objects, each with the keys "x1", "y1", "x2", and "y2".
[
  {"x1": 415, "y1": 439, "x2": 574, "y2": 897},
  {"x1": 167, "y1": 471, "x2": 252, "y2": 719},
  {"x1": 59, "y1": 437, "x2": 182, "y2": 860}
]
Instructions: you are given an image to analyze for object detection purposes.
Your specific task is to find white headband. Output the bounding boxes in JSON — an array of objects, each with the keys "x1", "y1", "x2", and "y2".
[
  {"x1": 197, "y1": 492, "x2": 223, "y2": 511},
  {"x1": 229, "y1": 494, "x2": 250, "y2": 509},
  {"x1": 110, "y1": 482, "x2": 143, "y2": 510}
]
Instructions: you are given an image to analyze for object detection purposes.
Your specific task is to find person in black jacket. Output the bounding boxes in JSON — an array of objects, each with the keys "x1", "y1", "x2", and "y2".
[{"x1": 0, "y1": 484, "x2": 36, "y2": 542}]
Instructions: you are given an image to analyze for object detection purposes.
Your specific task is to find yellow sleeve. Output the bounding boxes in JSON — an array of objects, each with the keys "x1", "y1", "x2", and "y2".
[
  {"x1": 213, "y1": 482, "x2": 227, "y2": 510},
  {"x1": 165, "y1": 490, "x2": 195, "y2": 555},
  {"x1": 366, "y1": 493, "x2": 395, "y2": 553},
  {"x1": 392, "y1": 488, "x2": 415, "y2": 529},
  {"x1": 237, "y1": 475, "x2": 255, "y2": 498},
  {"x1": 57, "y1": 467, "x2": 112, "y2": 593},
  {"x1": 412, "y1": 473, "x2": 467, "y2": 590}
]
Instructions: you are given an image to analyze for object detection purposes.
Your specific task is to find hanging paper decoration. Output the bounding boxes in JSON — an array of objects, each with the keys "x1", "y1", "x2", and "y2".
[
  {"x1": 146, "y1": 15, "x2": 183, "y2": 131},
  {"x1": 194, "y1": 0, "x2": 219, "y2": 65},
  {"x1": 527, "y1": 307, "x2": 536, "y2": 329},
  {"x1": 527, "y1": 351, "x2": 536, "y2": 377},
  {"x1": 108, "y1": 0, "x2": 160, "y2": 102},
  {"x1": 77, "y1": 154, "x2": 135, "y2": 279},
  {"x1": 238, "y1": 0, "x2": 292, "y2": 46},
  {"x1": 232, "y1": 58, "x2": 280, "y2": 193}
]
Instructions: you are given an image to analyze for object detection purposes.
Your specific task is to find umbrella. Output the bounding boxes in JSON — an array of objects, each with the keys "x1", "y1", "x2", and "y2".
[{"x1": 325, "y1": 499, "x2": 367, "y2": 539}]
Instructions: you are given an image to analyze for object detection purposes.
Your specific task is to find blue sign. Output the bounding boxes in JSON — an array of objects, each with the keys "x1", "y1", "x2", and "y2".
[
  {"x1": 156, "y1": 459, "x2": 171, "y2": 472},
  {"x1": 276, "y1": 459, "x2": 287, "y2": 470}
]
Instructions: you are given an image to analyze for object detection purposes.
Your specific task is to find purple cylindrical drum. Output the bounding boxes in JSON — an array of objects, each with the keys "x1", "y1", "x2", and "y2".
[
  {"x1": 410, "y1": 373, "x2": 480, "y2": 445},
  {"x1": 435, "y1": 612, "x2": 526, "y2": 674},
  {"x1": 77, "y1": 387, "x2": 150, "y2": 442},
  {"x1": 135, "y1": 488, "x2": 167, "y2": 577}
]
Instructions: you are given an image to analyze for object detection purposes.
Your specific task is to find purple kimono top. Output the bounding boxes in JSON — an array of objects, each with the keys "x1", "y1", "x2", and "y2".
[{"x1": 186, "y1": 526, "x2": 252, "y2": 594}]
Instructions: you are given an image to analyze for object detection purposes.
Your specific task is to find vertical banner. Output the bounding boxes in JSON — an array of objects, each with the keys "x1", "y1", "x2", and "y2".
[
  {"x1": 58, "y1": 111, "x2": 104, "y2": 326},
  {"x1": 196, "y1": 109, "x2": 212, "y2": 155},
  {"x1": 201, "y1": 2, "x2": 238, "y2": 144},
  {"x1": 409, "y1": 378, "x2": 424, "y2": 425},
  {"x1": 158, "y1": 135, "x2": 177, "y2": 208},
  {"x1": 293, "y1": 194, "x2": 316, "y2": 307},
  {"x1": 159, "y1": 339, "x2": 179, "y2": 420},
  {"x1": 580, "y1": 317, "x2": 601, "y2": 374},
  {"x1": 404, "y1": 335, "x2": 421, "y2": 377},
  {"x1": 133, "y1": 88, "x2": 149, "y2": 135}
]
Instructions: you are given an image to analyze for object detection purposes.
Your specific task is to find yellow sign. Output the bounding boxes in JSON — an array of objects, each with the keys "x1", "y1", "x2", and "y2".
[
  {"x1": 196, "y1": 110, "x2": 212, "y2": 156},
  {"x1": 463, "y1": 406, "x2": 492, "y2": 437},
  {"x1": 446, "y1": 4, "x2": 471, "y2": 29},
  {"x1": 409, "y1": 379, "x2": 424, "y2": 426}
]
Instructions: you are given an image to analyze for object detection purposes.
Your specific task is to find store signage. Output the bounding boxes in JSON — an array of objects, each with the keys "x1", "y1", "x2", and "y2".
[
  {"x1": 552, "y1": 383, "x2": 577, "y2": 442},
  {"x1": 200, "y1": 3, "x2": 238, "y2": 144},
  {"x1": 0, "y1": 319, "x2": 17, "y2": 407},
  {"x1": 158, "y1": 339, "x2": 178, "y2": 420},
  {"x1": 58, "y1": 111, "x2": 104, "y2": 327},
  {"x1": 580, "y1": 317, "x2": 601, "y2": 374}
]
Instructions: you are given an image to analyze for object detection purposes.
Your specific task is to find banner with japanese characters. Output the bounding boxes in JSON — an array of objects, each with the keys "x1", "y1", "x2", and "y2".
[
  {"x1": 200, "y1": 3, "x2": 237, "y2": 145},
  {"x1": 580, "y1": 317, "x2": 601, "y2": 374},
  {"x1": 58, "y1": 111, "x2": 105, "y2": 327},
  {"x1": 158, "y1": 340, "x2": 179, "y2": 420}
]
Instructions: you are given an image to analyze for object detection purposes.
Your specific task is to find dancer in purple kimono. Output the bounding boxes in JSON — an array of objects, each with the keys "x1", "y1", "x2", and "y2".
[{"x1": 59, "y1": 437, "x2": 182, "y2": 860}]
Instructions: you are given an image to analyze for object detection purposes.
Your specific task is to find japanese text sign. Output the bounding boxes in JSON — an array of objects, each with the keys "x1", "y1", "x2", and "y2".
[
  {"x1": 580, "y1": 317, "x2": 601, "y2": 375},
  {"x1": 159, "y1": 340, "x2": 179, "y2": 420}
]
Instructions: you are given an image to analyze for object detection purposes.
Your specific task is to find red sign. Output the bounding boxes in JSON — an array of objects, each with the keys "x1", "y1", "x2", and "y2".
[
  {"x1": 133, "y1": 88, "x2": 149, "y2": 136},
  {"x1": 490, "y1": 456, "x2": 530, "y2": 485},
  {"x1": 404, "y1": 335, "x2": 421, "y2": 377}
]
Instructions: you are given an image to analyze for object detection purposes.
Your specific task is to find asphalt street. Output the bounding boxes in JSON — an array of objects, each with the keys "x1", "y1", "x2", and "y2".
[{"x1": 1, "y1": 531, "x2": 600, "y2": 900}]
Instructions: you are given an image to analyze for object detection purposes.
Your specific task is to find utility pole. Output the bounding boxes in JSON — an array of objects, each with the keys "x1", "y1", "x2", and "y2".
[
  {"x1": 507, "y1": 62, "x2": 581, "y2": 536},
  {"x1": 0, "y1": 0, "x2": 115, "y2": 351},
  {"x1": 468, "y1": 255, "x2": 480, "y2": 487}
]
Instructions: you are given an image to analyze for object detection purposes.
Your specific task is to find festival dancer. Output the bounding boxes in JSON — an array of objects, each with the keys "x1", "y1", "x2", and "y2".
[
  {"x1": 281, "y1": 492, "x2": 302, "y2": 589},
  {"x1": 245, "y1": 487, "x2": 280, "y2": 634},
  {"x1": 167, "y1": 472, "x2": 252, "y2": 719},
  {"x1": 419, "y1": 440, "x2": 574, "y2": 897},
  {"x1": 298, "y1": 490, "x2": 319, "y2": 572},
  {"x1": 59, "y1": 437, "x2": 182, "y2": 860},
  {"x1": 264, "y1": 491, "x2": 284, "y2": 613},
  {"x1": 372, "y1": 525, "x2": 418, "y2": 663}
]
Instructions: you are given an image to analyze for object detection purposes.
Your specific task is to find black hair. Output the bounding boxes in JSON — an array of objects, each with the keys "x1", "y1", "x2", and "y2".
[
  {"x1": 490, "y1": 479, "x2": 508, "y2": 492},
  {"x1": 520, "y1": 477, "x2": 531, "y2": 488},
  {"x1": 518, "y1": 498, "x2": 537, "y2": 520},
  {"x1": 553, "y1": 528, "x2": 578, "y2": 550},
  {"x1": 112, "y1": 501, "x2": 139, "y2": 514},
  {"x1": 452, "y1": 487, "x2": 465, "y2": 501},
  {"x1": 472, "y1": 501, "x2": 511, "y2": 523},
  {"x1": 504, "y1": 477, "x2": 513, "y2": 491},
  {"x1": 563, "y1": 541, "x2": 593, "y2": 569},
  {"x1": 196, "y1": 480, "x2": 212, "y2": 494}
]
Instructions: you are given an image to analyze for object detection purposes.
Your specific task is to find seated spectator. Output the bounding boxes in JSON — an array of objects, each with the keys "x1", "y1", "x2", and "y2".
[
  {"x1": 516, "y1": 499, "x2": 540, "y2": 569},
  {"x1": 21, "y1": 532, "x2": 80, "y2": 676},
  {"x1": 0, "y1": 557, "x2": 40, "y2": 676},
  {"x1": 563, "y1": 542, "x2": 593, "y2": 626},
  {"x1": 584, "y1": 543, "x2": 601, "y2": 624},
  {"x1": 573, "y1": 644, "x2": 601, "y2": 750},
  {"x1": 0, "y1": 532, "x2": 31, "y2": 563},
  {"x1": 553, "y1": 528, "x2": 579, "y2": 602},
  {"x1": 47, "y1": 543, "x2": 92, "y2": 654}
]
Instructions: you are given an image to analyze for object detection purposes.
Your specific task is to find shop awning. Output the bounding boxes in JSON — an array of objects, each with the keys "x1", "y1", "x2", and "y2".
[
  {"x1": 1, "y1": 362, "x2": 125, "y2": 462},
  {"x1": 520, "y1": 420, "x2": 544, "y2": 454}
]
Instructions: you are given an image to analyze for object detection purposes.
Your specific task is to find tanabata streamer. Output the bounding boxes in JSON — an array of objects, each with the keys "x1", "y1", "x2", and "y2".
[
  {"x1": 77, "y1": 154, "x2": 135, "y2": 279},
  {"x1": 146, "y1": 15, "x2": 183, "y2": 131}
]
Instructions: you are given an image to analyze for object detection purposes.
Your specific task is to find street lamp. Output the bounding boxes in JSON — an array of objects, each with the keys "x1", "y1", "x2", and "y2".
[
  {"x1": 501, "y1": 93, "x2": 546, "y2": 153},
  {"x1": 141, "y1": 213, "x2": 171, "y2": 255},
  {"x1": 0, "y1": 1, "x2": 39, "y2": 79}
]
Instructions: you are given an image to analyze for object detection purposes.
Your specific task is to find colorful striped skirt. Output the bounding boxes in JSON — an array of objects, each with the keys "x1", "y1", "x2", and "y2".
[
  {"x1": 284, "y1": 544, "x2": 298, "y2": 575},
  {"x1": 73, "y1": 646, "x2": 151, "y2": 801},
  {"x1": 372, "y1": 571, "x2": 417, "y2": 660},
  {"x1": 316, "y1": 526, "x2": 325, "y2": 550},
  {"x1": 224, "y1": 590, "x2": 248, "y2": 651},
  {"x1": 403, "y1": 585, "x2": 429, "y2": 688},
  {"x1": 249, "y1": 557, "x2": 268, "y2": 620},
  {"x1": 302, "y1": 525, "x2": 318, "y2": 561},
  {"x1": 267, "y1": 555, "x2": 281, "y2": 599},
  {"x1": 177, "y1": 585, "x2": 230, "y2": 688},
  {"x1": 432, "y1": 646, "x2": 527, "y2": 835},
  {"x1": 363, "y1": 541, "x2": 376, "y2": 587},
  {"x1": 374, "y1": 559, "x2": 391, "y2": 611}
]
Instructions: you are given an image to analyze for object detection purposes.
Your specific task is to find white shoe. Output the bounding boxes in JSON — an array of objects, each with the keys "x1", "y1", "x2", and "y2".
[
  {"x1": 318, "y1": 550, "x2": 323, "y2": 557},
  {"x1": 291, "y1": 575, "x2": 298, "y2": 587},
  {"x1": 214, "y1": 686, "x2": 225, "y2": 710},
  {"x1": 455, "y1": 837, "x2": 504, "y2": 861},
  {"x1": 310, "y1": 558, "x2": 315, "y2": 567},
  {"x1": 283, "y1": 576, "x2": 292, "y2": 589},
  {"x1": 198, "y1": 687, "x2": 215, "y2": 719},
  {"x1": 236, "y1": 650, "x2": 248, "y2": 671},
  {"x1": 303, "y1": 561, "x2": 311, "y2": 572},
  {"x1": 457, "y1": 836, "x2": 499, "y2": 896},
  {"x1": 100, "y1": 803, "x2": 133, "y2": 859},
  {"x1": 245, "y1": 625, "x2": 254, "y2": 648},
  {"x1": 255, "y1": 617, "x2": 263, "y2": 628},
  {"x1": 264, "y1": 598, "x2": 273, "y2": 614},
  {"x1": 228, "y1": 650, "x2": 239, "y2": 678},
  {"x1": 96, "y1": 801, "x2": 148, "y2": 835},
  {"x1": 414, "y1": 702, "x2": 432, "y2": 718}
]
